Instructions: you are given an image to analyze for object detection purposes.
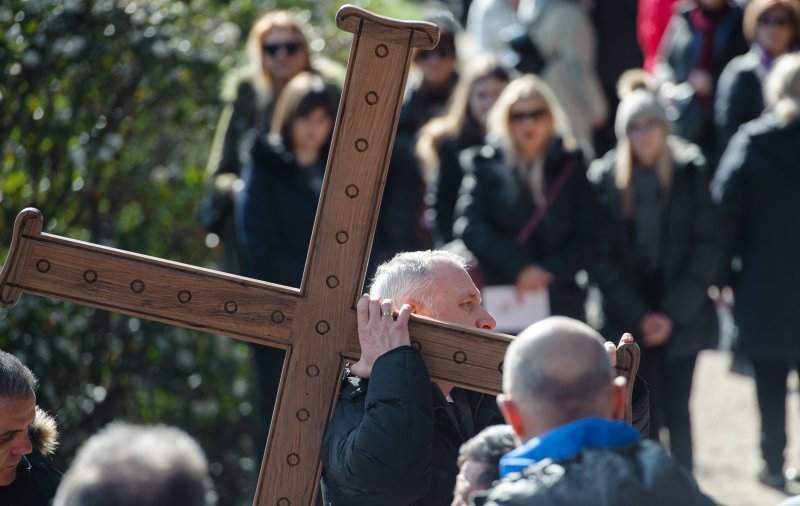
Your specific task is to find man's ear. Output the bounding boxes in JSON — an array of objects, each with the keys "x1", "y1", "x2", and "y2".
[
  {"x1": 611, "y1": 376, "x2": 627, "y2": 421},
  {"x1": 497, "y1": 393, "x2": 526, "y2": 439}
]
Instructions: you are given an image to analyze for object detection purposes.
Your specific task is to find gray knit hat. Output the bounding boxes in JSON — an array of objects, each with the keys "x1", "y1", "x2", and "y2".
[{"x1": 614, "y1": 69, "x2": 669, "y2": 139}]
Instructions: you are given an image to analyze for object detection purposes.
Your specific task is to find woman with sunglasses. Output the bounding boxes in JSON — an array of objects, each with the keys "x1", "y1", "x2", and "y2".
[
  {"x1": 587, "y1": 70, "x2": 721, "y2": 474},
  {"x1": 200, "y1": 10, "x2": 312, "y2": 275},
  {"x1": 715, "y1": 0, "x2": 800, "y2": 153},
  {"x1": 417, "y1": 55, "x2": 510, "y2": 245},
  {"x1": 235, "y1": 71, "x2": 338, "y2": 465},
  {"x1": 455, "y1": 75, "x2": 596, "y2": 322}
]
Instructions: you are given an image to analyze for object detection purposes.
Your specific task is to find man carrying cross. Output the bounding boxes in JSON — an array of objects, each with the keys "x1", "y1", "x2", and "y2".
[{"x1": 320, "y1": 251, "x2": 649, "y2": 505}]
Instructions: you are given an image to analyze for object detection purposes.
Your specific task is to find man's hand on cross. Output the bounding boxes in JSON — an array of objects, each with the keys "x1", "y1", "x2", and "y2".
[
  {"x1": 349, "y1": 295, "x2": 412, "y2": 378},
  {"x1": 605, "y1": 332, "x2": 634, "y2": 368}
]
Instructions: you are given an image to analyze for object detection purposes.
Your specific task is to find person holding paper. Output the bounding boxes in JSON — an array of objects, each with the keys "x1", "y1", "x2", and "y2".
[
  {"x1": 454, "y1": 74, "x2": 599, "y2": 323},
  {"x1": 587, "y1": 69, "x2": 721, "y2": 473}
]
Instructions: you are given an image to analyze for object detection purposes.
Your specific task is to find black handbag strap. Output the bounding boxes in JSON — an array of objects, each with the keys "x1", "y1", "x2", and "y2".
[{"x1": 516, "y1": 158, "x2": 577, "y2": 245}]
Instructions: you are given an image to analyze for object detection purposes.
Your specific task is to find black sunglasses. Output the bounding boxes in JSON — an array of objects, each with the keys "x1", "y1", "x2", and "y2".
[
  {"x1": 415, "y1": 46, "x2": 455, "y2": 62},
  {"x1": 758, "y1": 14, "x2": 791, "y2": 27},
  {"x1": 510, "y1": 108, "x2": 549, "y2": 122},
  {"x1": 262, "y1": 41, "x2": 303, "y2": 57}
]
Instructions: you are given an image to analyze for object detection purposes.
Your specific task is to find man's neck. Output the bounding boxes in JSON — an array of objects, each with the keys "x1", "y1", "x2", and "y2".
[{"x1": 435, "y1": 381, "x2": 454, "y2": 398}]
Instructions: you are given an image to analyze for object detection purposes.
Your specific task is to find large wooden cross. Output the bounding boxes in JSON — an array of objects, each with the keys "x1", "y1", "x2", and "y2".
[{"x1": 0, "y1": 6, "x2": 638, "y2": 506}]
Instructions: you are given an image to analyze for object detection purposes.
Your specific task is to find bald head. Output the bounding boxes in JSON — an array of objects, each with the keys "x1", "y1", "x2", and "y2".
[{"x1": 503, "y1": 317, "x2": 613, "y2": 431}]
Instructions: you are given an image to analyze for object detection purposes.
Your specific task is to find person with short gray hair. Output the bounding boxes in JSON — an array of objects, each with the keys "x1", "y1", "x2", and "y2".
[
  {"x1": 478, "y1": 316, "x2": 715, "y2": 505},
  {"x1": 452, "y1": 424, "x2": 517, "y2": 506},
  {"x1": 0, "y1": 349, "x2": 62, "y2": 506},
  {"x1": 54, "y1": 423, "x2": 214, "y2": 506},
  {"x1": 321, "y1": 250, "x2": 499, "y2": 505}
]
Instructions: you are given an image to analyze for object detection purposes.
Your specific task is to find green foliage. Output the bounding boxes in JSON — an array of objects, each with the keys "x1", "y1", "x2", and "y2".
[{"x1": 0, "y1": 0, "x2": 424, "y2": 504}]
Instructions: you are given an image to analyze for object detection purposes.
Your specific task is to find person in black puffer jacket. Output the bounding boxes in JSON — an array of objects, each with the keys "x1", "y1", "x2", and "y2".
[
  {"x1": 320, "y1": 251, "x2": 502, "y2": 506},
  {"x1": 455, "y1": 74, "x2": 599, "y2": 322},
  {"x1": 588, "y1": 70, "x2": 721, "y2": 473}
]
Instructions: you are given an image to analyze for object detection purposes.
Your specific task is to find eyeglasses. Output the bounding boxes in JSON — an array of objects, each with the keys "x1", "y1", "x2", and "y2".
[
  {"x1": 758, "y1": 14, "x2": 791, "y2": 28},
  {"x1": 509, "y1": 108, "x2": 549, "y2": 123},
  {"x1": 415, "y1": 46, "x2": 456, "y2": 62},
  {"x1": 262, "y1": 41, "x2": 303, "y2": 57}
]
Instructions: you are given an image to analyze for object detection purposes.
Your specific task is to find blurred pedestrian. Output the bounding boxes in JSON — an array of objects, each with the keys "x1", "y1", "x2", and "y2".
[
  {"x1": 516, "y1": 0, "x2": 608, "y2": 154},
  {"x1": 417, "y1": 55, "x2": 510, "y2": 245},
  {"x1": 451, "y1": 424, "x2": 517, "y2": 506},
  {"x1": 715, "y1": 0, "x2": 800, "y2": 152},
  {"x1": 712, "y1": 53, "x2": 800, "y2": 490},
  {"x1": 234, "y1": 71, "x2": 338, "y2": 469},
  {"x1": 200, "y1": 10, "x2": 313, "y2": 274},
  {"x1": 455, "y1": 74, "x2": 597, "y2": 321},
  {"x1": 588, "y1": 70, "x2": 721, "y2": 472},
  {"x1": 655, "y1": 0, "x2": 748, "y2": 163},
  {"x1": 54, "y1": 423, "x2": 213, "y2": 506}
]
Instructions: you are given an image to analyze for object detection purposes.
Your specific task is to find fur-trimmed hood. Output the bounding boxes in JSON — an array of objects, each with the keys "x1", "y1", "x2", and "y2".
[{"x1": 30, "y1": 406, "x2": 58, "y2": 457}]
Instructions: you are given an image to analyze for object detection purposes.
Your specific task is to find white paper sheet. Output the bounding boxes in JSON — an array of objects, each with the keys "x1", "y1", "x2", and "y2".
[{"x1": 482, "y1": 285, "x2": 550, "y2": 334}]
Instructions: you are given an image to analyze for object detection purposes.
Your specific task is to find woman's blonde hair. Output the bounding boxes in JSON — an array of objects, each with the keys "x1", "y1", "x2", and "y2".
[
  {"x1": 416, "y1": 55, "x2": 510, "y2": 184},
  {"x1": 613, "y1": 70, "x2": 674, "y2": 218},
  {"x1": 485, "y1": 74, "x2": 575, "y2": 167},
  {"x1": 764, "y1": 52, "x2": 800, "y2": 123},
  {"x1": 743, "y1": 0, "x2": 800, "y2": 45},
  {"x1": 246, "y1": 10, "x2": 311, "y2": 103}
]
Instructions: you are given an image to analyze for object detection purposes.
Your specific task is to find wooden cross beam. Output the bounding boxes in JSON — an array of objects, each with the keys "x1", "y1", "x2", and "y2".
[{"x1": 0, "y1": 6, "x2": 638, "y2": 505}]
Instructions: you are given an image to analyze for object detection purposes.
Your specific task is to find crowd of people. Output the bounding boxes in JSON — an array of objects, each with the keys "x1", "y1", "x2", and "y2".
[
  {"x1": 3, "y1": 0, "x2": 800, "y2": 505},
  {"x1": 195, "y1": 0, "x2": 800, "y2": 500}
]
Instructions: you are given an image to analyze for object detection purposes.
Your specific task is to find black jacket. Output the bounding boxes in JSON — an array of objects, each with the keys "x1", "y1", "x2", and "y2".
[
  {"x1": 235, "y1": 135, "x2": 323, "y2": 287},
  {"x1": 428, "y1": 135, "x2": 478, "y2": 245},
  {"x1": 715, "y1": 50, "x2": 766, "y2": 156},
  {"x1": 320, "y1": 347, "x2": 503, "y2": 506},
  {"x1": 711, "y1": 114, "x2": 800, "y2": 359},
  {"x1": 455, "y1": 140, "x2": 597, "y2": 319},
  {"x1": 478, "y1": 439, "x2": 716, "y2": 506},
  {"x1": 656, "y1": 3, "x2": 748, "y2": 150},
  {"x1": 588, "y1": 138, "x2": 721, "y2": 359},
  {"x1": 0, "y1": 409, "x2": 62, "y2": 506}
]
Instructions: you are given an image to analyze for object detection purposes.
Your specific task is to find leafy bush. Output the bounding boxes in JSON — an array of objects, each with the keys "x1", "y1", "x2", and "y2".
[{"x1": 0, "y1": 0, "x2": 422, "y2": 504}]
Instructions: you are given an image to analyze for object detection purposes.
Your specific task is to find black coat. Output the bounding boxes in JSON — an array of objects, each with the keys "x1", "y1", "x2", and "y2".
[
  {"x1": 476, "y1": 440, "x2": 716, "y2": 506},
  {"x1": 0, "y1": 452, "x2": 62, "y2": 506},
  {"x1": 588, "y1": 138, "x2": 721, "y2": 359},
  {"x1": 235, "y1": 136, "x2": 323, "y2": 287},
  {"x1": 455, "y1": 140, "x2": 596, "y2": 319},
  {"x1": 320, "y1": 347, "x2": 503, "y2": 506},
  {"x1": 715, "y1": 50, "x2": 766, "y2": 156},
  {"x1": 429, "y1": 135, "x2": 476, "y2": 245},
  {"x1": 656, "y1": 3, "x2": 748, "y2": 151},
  {"x1": 711, "y1": 115, "x2": 800, "y2": 359}
]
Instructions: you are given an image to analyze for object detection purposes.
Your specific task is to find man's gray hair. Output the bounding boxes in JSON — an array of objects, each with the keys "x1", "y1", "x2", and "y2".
[
  {"x1": 0, "y1": 349, "x2": 38, "y2": 399},
  {"x1": 457, "y1": 424, "x2": 517, "y2": 487},
  {"x1": 369, "y1": 250, "x2": 467, "y2": 311},
  {"x1": 54, "y1": 423, "x2": 214, "y2": 506}
]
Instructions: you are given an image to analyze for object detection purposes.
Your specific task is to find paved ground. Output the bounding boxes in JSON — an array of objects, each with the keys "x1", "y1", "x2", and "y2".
[{"x1": 692, "y1": 350, "x2": 800, "y2": 506}]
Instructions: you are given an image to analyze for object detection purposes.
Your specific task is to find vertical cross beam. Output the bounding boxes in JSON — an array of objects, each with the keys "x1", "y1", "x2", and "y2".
[{"x1": 253, "y1": 9, "x2": 439, "y2": 504}]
